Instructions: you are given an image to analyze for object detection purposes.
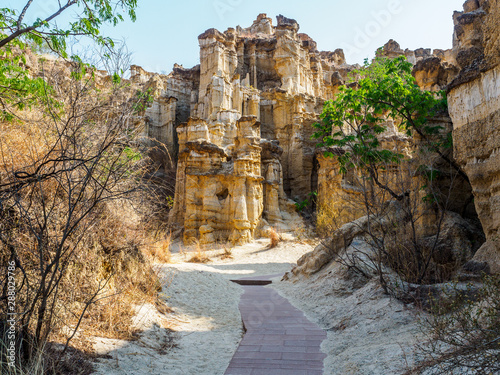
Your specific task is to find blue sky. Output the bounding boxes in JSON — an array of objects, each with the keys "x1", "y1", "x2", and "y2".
[{"x1": 10, "y1": 0, "x2": 466, "y2": 73}]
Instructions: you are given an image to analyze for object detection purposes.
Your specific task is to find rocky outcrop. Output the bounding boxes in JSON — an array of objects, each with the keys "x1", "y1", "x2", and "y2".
[
  {"x1": 287, "y1": 204, "x2": 484, "y2": 279},
  {"x1": 286, "y1": 201, "x2": 407, "y2": 278},
  {"x1": 170, "y1": 116, "x2": 264, "y2": 245},
  {"x1": 136, "y1": 65, "x2": 200, "y2": 165},
  {"x1": 161, "y1": 14, "x2": 354, "y2": 244},
  {"x1": 448, "y1": 0, "x2": 500, "y2": 274},
  {"x1": 140, "y1": 14, "x2": 467, "y2": 246}
]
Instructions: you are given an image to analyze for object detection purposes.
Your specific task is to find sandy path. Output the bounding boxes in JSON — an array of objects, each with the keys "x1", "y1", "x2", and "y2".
[
  {"x1": 92, "y1": 238, "x2": 315, "y2": 375},
  {"x1": 273, "y1": 239, "x2": 424, "y2": 375}
]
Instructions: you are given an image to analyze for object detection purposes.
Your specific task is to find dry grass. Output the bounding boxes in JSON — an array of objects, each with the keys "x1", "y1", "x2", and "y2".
[
  {"x1": 145, "y1": 232, "x2": 172, "y2": 263},
  {"x1": 1, "y1": 204, "x2": 167, "y2": 374},
  {"x1": 218, "y1": 245, "x2": 233, "y2": 260},
  {"x1": 292, "y1": 224, "x2": 317, "y2": 245},
  {"x1": 188, "y1": 241, "x2": 211, "y2": 263},
  {"x1": 269, "y1": 227, "x2": 282, "y2": 248},
  {"x1": 1, "y1": 199, "x2": 170, "y2": 369},
  {"x1": 48, "y1": 205, "x2": 166, "y2": 342}
]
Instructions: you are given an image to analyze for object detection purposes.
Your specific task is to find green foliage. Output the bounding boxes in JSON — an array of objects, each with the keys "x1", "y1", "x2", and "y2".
[
  {"x1": 123, "y1": 146, "x2": 142, "y2": 162},
  {"x1": 133, "y1": 88, "x2": 154, "y2": 114},
  {"x1": 165, "y1": 195, "x2": 175, "y2": 210},
  {"x1": 0, "y1": 1, "x2": 138, "y2": 120},
  {"x1": 313, "y1": 55, "x2": 448, "y2": 185},
  {"x1": 295, "y1": 191, "x2": 317, "y2": 212},
  {"x1": 0, "y1": 21, "x2": 53, "y2": 120},
  {"x1": 0, "y1": 1, "x2": 137, "y2": 55}
]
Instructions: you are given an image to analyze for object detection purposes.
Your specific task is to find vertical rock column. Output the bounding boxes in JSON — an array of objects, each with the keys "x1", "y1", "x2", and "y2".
[
  {"x1": 145, "y1": 97, "x2": 178, "y2": 164},
  {"x1": 261, "y1": 140, "x2": 284, "y2": 225},
  {"x1": 169, "y1": 118, "x2": 230, "y2": 244},
  {"x1": 169, "y1": 122, "x2": 189, "y2": 229},
  {"x1": 316, "y1": 151, "x2": 343, "y2": 223},
  {"x1": 230, "y1": 117, "x2": 264, "y2": 245}
]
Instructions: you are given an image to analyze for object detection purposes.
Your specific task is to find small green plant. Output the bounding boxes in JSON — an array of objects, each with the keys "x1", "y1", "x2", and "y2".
[
  {"x1": 123, "y1": 146, "x2": 143, "y2": 162},
  {"x1": 166, "y1": 196, "x2": 175, "y2": 210},
  {"x1": 133, "y1": 88, "x2": 154, "y2": 114},
  {"x1": 295, "y1": 191, "x2": 317, "y2": 212}
]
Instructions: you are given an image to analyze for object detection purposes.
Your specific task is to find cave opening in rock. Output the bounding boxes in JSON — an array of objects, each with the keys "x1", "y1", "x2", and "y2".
[{"x1": 217, "y1": 188, "x2": 229, "y2": 201}]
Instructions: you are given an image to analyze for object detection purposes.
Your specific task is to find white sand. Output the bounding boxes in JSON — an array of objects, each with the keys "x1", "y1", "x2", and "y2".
[
  {"x1": 274, "y1": 240, "x2": 425, "y2": 375},
  {"x1": 93, "y1": 238, "x2": 315, "y2": 375},
  {"x1": 93, "y1": 236, "x2": 426, "y2": 375}
]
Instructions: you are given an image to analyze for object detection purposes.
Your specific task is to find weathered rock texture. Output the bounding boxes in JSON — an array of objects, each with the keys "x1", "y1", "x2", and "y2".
[
  {"x1": 448, "y1": 0, "x2": 500, "y2": 274},
  {"x1": 281, "y1": 37, "x2": 485, "y2": 277},
  {"x1": 141, "y1": 15, "x2": 466, "y2": 245},
  {"x1": 149, "y1": 14, "x2": 357, "y2": 244}
]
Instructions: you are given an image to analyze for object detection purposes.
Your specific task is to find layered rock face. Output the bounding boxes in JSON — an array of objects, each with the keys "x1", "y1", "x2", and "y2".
[
  {"x1": 142, "y1": 14, "x2": 467, "y2": 246},
  {"x1": 448, "y1": 0, "x2": 500, "y2": 273},
  {"x1": 164, "y1": 14, "x2": 337, "y2": 244},
  {"x1": 189, "y1": 14, "x2": 339, "y2": 205},
  {"x1": 130, "y1": 64, "x2": 200, "y2": 166}
]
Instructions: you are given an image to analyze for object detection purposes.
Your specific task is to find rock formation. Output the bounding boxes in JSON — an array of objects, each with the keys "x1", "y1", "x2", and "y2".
[
  {"x1": 137, "y1": 14, "x2": 468, "y2": 246},
  {"x1": 448, "y1": 0, "x2": 500, "y2": 274},
  {"x1": 148, "y1": 14, "x2": 354, "y2": 244}
]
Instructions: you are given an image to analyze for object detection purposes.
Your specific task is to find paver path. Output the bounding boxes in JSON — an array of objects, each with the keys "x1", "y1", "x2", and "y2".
[{"x1": 225, "y1": 275, "x2": 326, "y2": 375}]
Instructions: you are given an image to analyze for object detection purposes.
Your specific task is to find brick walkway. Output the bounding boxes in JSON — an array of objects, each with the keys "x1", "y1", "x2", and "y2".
[{"x1": 225, "y1": 275, "x2": 326, "y2": 375}]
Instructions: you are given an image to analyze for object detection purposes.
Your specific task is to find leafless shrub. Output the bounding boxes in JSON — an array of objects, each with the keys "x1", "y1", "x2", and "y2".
[
  {"x1": 320, "y1": 144, "x2": 481, "y2": 295},
  {"x1": 269, "y1": 227, "x2": 282, "y2": 248},
  {"x1": 407, "y1": 275, "x2": 500, "y2": 375},
  {"x1": 0, "y1": 57, "x2": 166, "y2": 373},
  {"x1": 188, "y1": 241, "x2": 210, "y2": 264}
]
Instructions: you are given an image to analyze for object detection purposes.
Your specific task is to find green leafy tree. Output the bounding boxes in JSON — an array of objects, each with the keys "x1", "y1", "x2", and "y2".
[
  {"x1": 0, "y1": 1, "x2": 140, "y2": 372},
  {"x1": 0, "y1": 1, "x2": 137, "y2": 120},
  {"x1": 313, "y1": 55, "x2": 465, "y2": 200},
  {"x1": 312, "y1": 54, "x2": 474, "y2": 287}
]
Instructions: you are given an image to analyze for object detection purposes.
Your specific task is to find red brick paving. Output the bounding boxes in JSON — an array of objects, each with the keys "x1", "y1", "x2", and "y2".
[{"x1": 224, "y1": 276, "x2": 326, "y2": 375}]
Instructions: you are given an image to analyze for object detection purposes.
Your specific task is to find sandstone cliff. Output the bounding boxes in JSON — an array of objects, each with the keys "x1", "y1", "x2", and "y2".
[
  {"x1": 141, "y1": 14, "x2": 471, "y2": 247},
  {"x1": 150, "y1": 14, "x2": 353, "y2": 244},
  {"x1": 448, "y1": 0, "x2": 500, "y2": 273}
]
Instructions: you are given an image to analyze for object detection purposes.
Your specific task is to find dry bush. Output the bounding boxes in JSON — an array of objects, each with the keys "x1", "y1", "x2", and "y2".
[
  {"x1": 383, "y1": 223, "x2": 457, "y2": 285},
  {"x1": 135, "y1": 142, "x2": 177, "y2": 239},
  {"x1": 291, "y1": 222, "x2": 316, "y2": 244},
  {"x1": 318, "y1": 155, "x2": 478, "y2": 296},
  {"x1": 269, "y1": 227, "x2": 282, "y2": 248},
  {"x1": 316, "y1": 205, "x2": 344, "y2": 238},
  {"x1": 188, "y1": 242, "x2": 210, "y2": 264},
  {"x1": 0, "y1": 58, "x2": 169, "y2": 373},
  {"x1": 76, "y1": 207, "x2": 163, "y2": 340},
  {"x1": 218, "y1": 245, "x2": 233, "y2": 260},
  {"x1": 144, "y1": 232, "x2": 172, "y2": 263},
  {"x1": 409, "y1": 275, "x2": 500, "y2": 375}
]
